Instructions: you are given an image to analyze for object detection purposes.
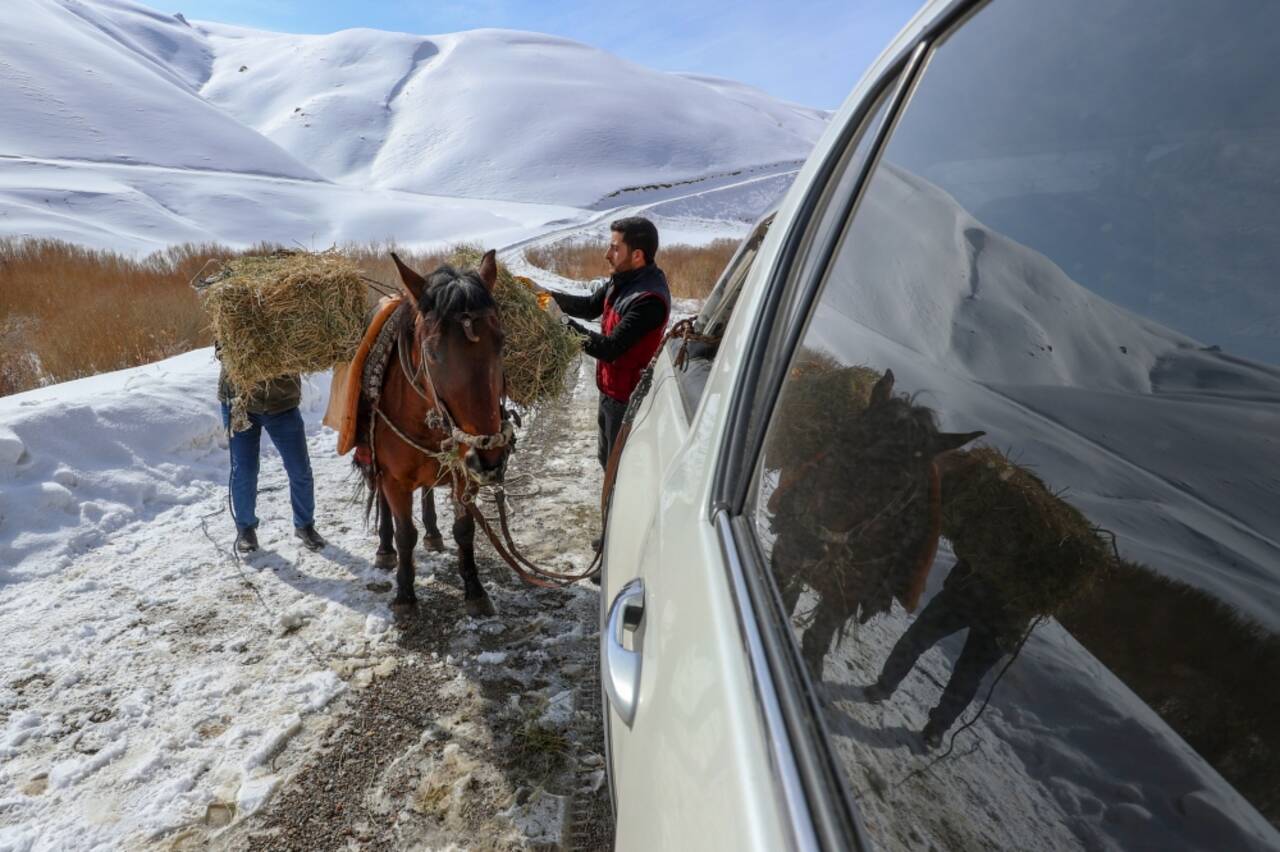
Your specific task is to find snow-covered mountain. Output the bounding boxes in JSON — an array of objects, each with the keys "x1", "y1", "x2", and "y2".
[{"x1": 0, "y1": 0, "x2": 826, "y2": 251}]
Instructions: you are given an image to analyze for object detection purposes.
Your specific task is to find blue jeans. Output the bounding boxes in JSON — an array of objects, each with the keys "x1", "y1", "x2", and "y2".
[{"x1": 221, "y1": 404, "x2": 315, "y2": 530}]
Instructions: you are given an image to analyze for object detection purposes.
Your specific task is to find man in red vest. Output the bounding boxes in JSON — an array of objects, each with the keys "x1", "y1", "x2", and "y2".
[{"x1": 550, "y1": 216, "x2": 671, "y2": 495}]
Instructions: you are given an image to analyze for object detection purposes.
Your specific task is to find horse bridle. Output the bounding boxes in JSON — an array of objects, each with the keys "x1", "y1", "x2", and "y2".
[{"x1": 398, "y1": 309, "x2": 515, "y2": 470}]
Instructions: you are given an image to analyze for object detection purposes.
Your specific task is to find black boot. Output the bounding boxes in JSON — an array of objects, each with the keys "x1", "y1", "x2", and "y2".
[
  {"x1": 294, "y1": 524, "x2": 327, "y2": 552},
  {"x1": 235, "y1": 527, "x2": 259, "y2": 554}
]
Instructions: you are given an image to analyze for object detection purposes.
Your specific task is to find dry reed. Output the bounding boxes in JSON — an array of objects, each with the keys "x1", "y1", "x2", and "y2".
[
  {"x1": 0, "y1": 239, "x2": 229, "y2": 395},
  {"x1": 0, "y1": 239, "x2": 457, "y2": 398},
  {"x1": 524, "y1": 237, "x2": 739, "y2": 299}
]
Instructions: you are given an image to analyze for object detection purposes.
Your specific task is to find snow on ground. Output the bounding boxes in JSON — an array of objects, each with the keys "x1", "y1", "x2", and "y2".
[{"x1": 0, "y1": 343, "x2": 608, "y2": 850}]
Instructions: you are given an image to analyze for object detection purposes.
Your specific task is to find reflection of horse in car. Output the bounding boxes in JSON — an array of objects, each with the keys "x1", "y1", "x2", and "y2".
[
  {"x1": 866, "y1": 447, "x2": 1115, "y2": 745},
  {"x1": 768, "y1": 359, "x2": 1115, "y2": 745},
  {"x1": 767, "y1": 356, "x2": 982, "y2": 676}
]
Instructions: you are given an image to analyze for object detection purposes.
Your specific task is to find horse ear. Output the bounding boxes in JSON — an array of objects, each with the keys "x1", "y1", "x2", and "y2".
[
  {"x1": 477, "y1": 249, "x2": 498, "y2": 292},
  {"x1": 936, "y1": 430, "x2": 985, "y2": 453},
  {"x1": 391, "y1": 252, "x2": 427, "y2": 306},
  {"x1": 869, "y1": 369, "x2": 895, "y2": 405}
]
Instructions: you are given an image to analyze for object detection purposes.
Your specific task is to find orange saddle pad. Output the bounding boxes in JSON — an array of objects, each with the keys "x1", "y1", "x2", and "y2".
[{"x1": 327, "y1": 295, "x2": 403, "y2": 455}]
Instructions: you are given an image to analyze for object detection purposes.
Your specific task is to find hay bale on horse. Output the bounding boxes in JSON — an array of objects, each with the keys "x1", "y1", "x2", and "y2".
[
  {"x1": 197, "y1": 251, "x2": 366, "y2": 432},
  {"x1": 938, "y1": 446, "x2": 1114, "y2": 626},
  {"x1": 765, "y1": 357, "x2": 982, "y2": 675},
  {"x1": 349, "y1": 250, "x2": 589, "y2": 619}
]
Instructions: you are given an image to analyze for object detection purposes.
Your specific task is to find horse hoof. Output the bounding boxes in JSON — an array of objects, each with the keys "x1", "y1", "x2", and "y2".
[
  {"x1": 424, "y1": 536, "x2": 445, "y2": 553},
  {"x1": 375, "y1": 550, "x2": 397, "y2": 570},
  {"x1": 390, "y1": 598, "x2": 418, "y2": 621},
  {"x1": 465, "y1": 595, "x2": 497, "y2": 618}
]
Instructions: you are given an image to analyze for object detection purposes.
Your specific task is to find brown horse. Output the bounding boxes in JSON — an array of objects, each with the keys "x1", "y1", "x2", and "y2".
[
  {"x1": 365, "y1": 250, "x2": 511, "y2": 618},
  {"x1": 770, "y1": 370, "x2": 982, "y2": 678}
]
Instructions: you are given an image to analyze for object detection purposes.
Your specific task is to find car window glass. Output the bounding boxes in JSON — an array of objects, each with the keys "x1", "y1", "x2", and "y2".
[
  {"x1": 671, "y1": 214, "x2": 775, "y2": 417},
  {"x1": 745, "y1": 1, "x2": 1280, "y2": 849}
]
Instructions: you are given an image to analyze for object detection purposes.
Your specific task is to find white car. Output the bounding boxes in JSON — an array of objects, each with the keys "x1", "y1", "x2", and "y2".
[{"x1": 600, "y1": 0, "x2": 1280, "y2": 849}]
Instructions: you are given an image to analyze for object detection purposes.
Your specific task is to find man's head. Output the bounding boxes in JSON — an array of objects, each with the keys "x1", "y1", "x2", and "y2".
[{"x1": 606, "y1": 216, "x2": 658, "y2": 274}]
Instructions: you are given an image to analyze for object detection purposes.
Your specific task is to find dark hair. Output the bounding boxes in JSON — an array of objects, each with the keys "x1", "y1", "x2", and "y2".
[
  {"x1": 420, "y1": 264, "x2": 495, "y2": 323},
  {"x1": 610, "y1": 216, "x2": 659, "y2": 264}
]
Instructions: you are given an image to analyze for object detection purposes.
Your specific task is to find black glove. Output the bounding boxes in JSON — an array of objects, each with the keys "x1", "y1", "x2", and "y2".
[{"x1": 561, "y1": 315, "x2": 587, "y2": 337}]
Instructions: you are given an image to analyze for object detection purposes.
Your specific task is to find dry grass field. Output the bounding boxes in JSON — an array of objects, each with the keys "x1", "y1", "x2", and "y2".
[
  {"x1": 1060, "y1": 559, "x2": 1280, "y2": 822},
  {"x1": 524, "y1": 237, "x2": 738, "y2": 299},
  {"x1": 0, "y1": 239, "x2": 449, "y2": 397}
]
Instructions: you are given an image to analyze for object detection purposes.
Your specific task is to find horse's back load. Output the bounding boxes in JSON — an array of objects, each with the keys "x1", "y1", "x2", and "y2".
[
  {"x1": 198, "y1": 251, "x2": 367, "y2": 428},
  {"x1": 940, "y1": 447, "x2": 1115, "y2": 620}
]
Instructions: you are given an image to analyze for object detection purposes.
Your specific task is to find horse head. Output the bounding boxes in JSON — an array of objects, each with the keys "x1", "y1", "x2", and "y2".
[
  {"x1": 391, "y1": 250, "x2": 508, "y2": 484},
  {"x1": 808, "y1": 369, "x2": 982, "y2": 535}
]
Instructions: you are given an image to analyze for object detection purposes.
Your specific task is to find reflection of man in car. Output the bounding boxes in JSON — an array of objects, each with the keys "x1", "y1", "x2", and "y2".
[
  {"x1": 865, "y1": 560, "x2": 1027, "y2": 749},
  {"x1": 548, "y1": 217, "x2": 671, "y2": 539},
  {"x1": 866, "y1": 447, "x2": 1112, "y2": 749}
]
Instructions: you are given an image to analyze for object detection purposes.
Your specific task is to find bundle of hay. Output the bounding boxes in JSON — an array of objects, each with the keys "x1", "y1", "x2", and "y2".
[
  {"x1": 198, "y1": 251, "x2": 366, "y2": 429},
  {"x1": 767, "y1": 350, "x2": 883, "y2": 471},
  {"x1": 447, "y1": 246, "x2": 581, "y2": 407},
  {"x1": 940, "y1": 447, "x2": 1113, "y2": 619}
]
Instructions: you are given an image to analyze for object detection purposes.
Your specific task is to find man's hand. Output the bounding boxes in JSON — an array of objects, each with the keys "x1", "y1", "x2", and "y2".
[{"x1": 561, "y1": 315, "x2": 588, "y2": 339}]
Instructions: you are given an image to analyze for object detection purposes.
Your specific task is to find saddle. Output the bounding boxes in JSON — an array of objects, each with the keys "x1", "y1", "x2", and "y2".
[{"x1": 326, "y1": 295, "x2": 413, "y2": 456}]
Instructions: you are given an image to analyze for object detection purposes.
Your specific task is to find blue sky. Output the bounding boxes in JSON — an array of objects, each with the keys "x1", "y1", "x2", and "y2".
[{"x1": 173, "y1": 0, "x2": 920, "y2": 109}]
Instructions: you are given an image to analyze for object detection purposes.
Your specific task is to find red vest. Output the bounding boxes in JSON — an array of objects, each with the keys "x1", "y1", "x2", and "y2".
[{"x1": 598, "y1": 267, "x2": 670, "y2": 402}]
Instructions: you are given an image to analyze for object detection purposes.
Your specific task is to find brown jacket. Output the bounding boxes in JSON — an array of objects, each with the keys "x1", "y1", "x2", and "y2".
[{"x1": 217, "y1": 362, "x2": 302, "y2": 416}]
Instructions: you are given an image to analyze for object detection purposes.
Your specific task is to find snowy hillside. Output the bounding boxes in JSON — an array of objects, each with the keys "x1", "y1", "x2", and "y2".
[
  {"x1": 0, "y1": 0, "x2": 315, "y2": 179},
  {"x1": 0, "y1": 0, "x2": 825, "y2": 252},
  {"x1": 197, "y1": 25, "x2": 825, "y2": 206}
]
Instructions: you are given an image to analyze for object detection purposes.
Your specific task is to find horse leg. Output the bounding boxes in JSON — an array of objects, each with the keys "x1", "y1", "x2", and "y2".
[
  {"x1": 452, "y1": 497, "x2": 496, "y2": 618},
  {"x1": 375, "y1": 491, "x2": 396, "y2": 570},
  {"x1": 420, "y1": 488, "x2": 445, "y2": 552},
  {"x1": 383, "y1": 482, "x2": 418, "y2": 617},
  {"x1": 802, "y1": 588, "x2": 852, "y2": 682}
]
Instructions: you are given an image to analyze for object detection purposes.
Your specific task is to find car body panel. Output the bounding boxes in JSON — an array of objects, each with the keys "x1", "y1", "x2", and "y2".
[{"x1": 600, "y1": 1, "x2": 971, "y2": 848}]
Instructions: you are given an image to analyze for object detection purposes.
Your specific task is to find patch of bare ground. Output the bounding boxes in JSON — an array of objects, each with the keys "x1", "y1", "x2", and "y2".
[
  {"x1": 219, "y1": 361, "x2": 611, "y2": 851},
  {"x1": 525, "y1": 237, "x2": 736, "y2": 299}
]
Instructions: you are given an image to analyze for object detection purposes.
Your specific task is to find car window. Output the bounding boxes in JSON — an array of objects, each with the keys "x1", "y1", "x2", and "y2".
[
  {"x1": 671, "y1": 213, "x2": 774, "y2": 417},
  {"x1": 744, "y1": 1, "x2": 1280, "y2": 850}
]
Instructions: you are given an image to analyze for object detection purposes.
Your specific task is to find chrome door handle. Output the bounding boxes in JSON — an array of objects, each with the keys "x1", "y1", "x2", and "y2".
[{"x1": 603, "y1": 578, "x2": 645, "y2": 727}]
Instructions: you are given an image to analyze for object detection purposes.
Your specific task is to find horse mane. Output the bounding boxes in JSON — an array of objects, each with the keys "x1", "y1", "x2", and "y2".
[{"x1": 419, "y1": 264, "x2": 496, "y2": 327}]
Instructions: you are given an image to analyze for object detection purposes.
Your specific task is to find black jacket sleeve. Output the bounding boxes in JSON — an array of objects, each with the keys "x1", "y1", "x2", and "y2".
[
  {"x1": 550, "y1": 284, "x2": 607, "y2": 320},
  {"x1": 572, "y1": 297, "x2": 667, "y2": 363}
]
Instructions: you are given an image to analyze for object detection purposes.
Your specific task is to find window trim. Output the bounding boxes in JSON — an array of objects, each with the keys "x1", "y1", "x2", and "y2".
[
  {"x1": 706, "y1": 2, "x2": 996, "y2": 847},
  {"x1": 705, "y1": 40, "x2": 932, "y2": 851}
]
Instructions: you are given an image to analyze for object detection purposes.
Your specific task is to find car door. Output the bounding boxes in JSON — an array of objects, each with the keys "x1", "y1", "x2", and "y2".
[
  {"x1": 599, "y1": 38, "x2": 924, "y2": 849},
  {"x1": 717, "y1": 0, "x2": 1280, "y2": 850}
]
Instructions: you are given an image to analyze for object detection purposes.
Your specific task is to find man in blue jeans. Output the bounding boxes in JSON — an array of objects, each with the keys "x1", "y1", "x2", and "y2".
[{"x1": 218, "y1": 363, "x2": 327, "y2": 554}]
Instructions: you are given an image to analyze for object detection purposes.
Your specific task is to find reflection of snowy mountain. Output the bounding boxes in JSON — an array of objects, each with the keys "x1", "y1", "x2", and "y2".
[{"x1": 811, "y1": 162, "x2": 1280, "y2": 628}]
